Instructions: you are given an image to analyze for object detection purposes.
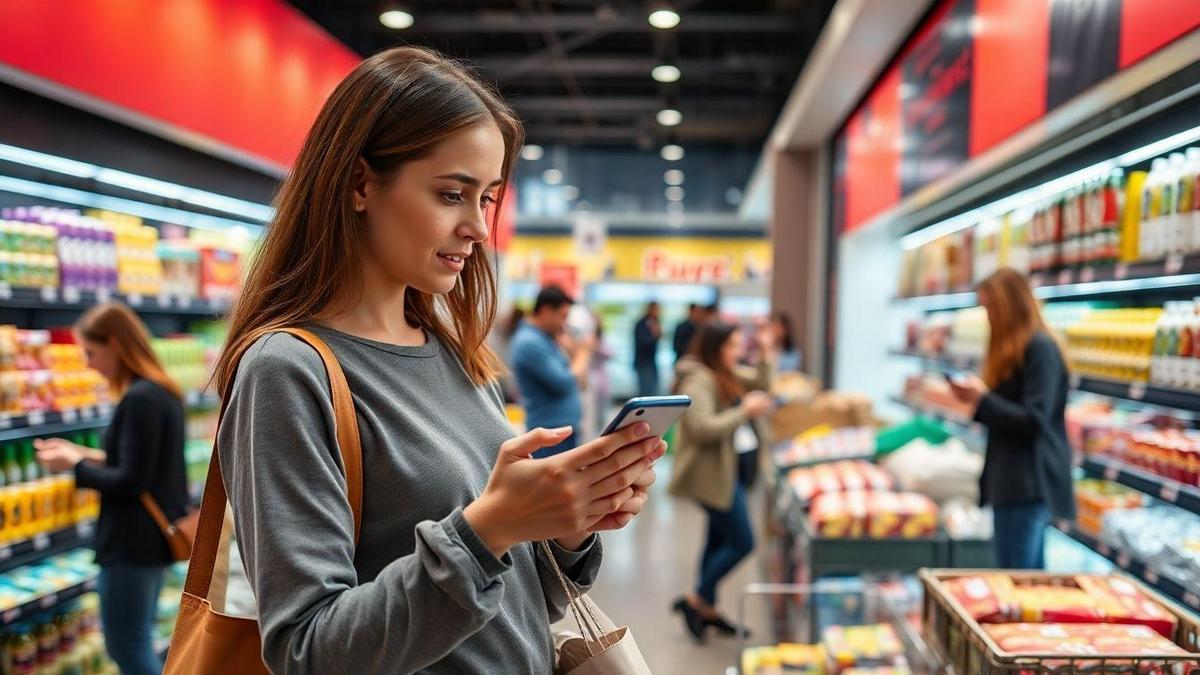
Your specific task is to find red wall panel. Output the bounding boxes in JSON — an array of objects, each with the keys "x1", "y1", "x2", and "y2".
[
  {"x1": 1119, "y1": 0, "x2": 1200, "y2": 67},
  {"x1": 969, "y1": 0, "x2": 1050, "y2": 156},
  {"x1": 0, "y1": 0, "x2": 360, "y2": 170},
  {"x1": 845, "y1": 64, "x2": 903, "y2": 232}
]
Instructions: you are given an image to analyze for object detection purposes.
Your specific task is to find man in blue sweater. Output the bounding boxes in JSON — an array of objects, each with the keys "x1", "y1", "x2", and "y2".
[{"x1": 510, "y1": 286, "x2": 593, "y2": 457}]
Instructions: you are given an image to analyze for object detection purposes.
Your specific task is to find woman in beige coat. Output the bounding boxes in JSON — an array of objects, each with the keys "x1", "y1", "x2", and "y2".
[{"x1": 669, "y1": 321, "x2": 774, "y2": 643}]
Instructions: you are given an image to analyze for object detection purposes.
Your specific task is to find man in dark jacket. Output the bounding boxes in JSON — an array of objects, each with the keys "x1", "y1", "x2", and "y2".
[{"x1": 633, "y1": 302, "x2": 662, "y2": 396}]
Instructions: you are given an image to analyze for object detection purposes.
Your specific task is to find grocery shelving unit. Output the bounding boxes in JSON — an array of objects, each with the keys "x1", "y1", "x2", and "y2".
[
  {"x1": 0, "y1": 521, "x2": 95, "y2": 576},
  {"x1": 1080, "y1": 454, "x2": 1200, "y2": 515},
  {"x1": 0, "y1": 286, "x2": 230, "y2": 317},
  {"x1": 0, "y1": 576, "x2": 98, "y2": 627}
]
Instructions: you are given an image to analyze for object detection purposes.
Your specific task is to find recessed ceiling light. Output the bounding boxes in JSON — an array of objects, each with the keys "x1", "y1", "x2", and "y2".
[
  {"x1": 542, "y1": 169, "x2": 563, "y2": 185},
  {"x1": 520, "y1": 144, "x2": 544, "y2": 161},
  {"x1": 379, "y1": 9, "x2": 414, "y2": 29},
  {"x1": 664, "y1": 169, "x2": 684, "y2": 185},
  {"x1": 651, "y1": 64, "x2": 681, "y2": 83},
  {"x1": 665, "y1": 186, "x2": 685, "y2": 201},
  {"x1": 660, "y1": 144, "x2": 685, "y2": 161},
  {"x1": 656, "y1": 108, "x2": 682, "y2": 127},
  {"x1": 648, "y1": 9, "x2": 681, "y2": 29},
  {"x1": 562, "y1": 185, "x2": 580, "y2": 200}
]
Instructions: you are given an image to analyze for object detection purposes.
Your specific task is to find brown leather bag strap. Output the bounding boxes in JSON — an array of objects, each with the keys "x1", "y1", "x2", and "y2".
[
  {"x1": 182, "y1": 328, "x2": 363, "y2": 600},
  {"x1": 139, "y1": 492, "x2": 177, "y2": 534}
]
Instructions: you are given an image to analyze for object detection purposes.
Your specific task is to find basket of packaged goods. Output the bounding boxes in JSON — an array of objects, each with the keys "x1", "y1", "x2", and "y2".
[
  {"x1": 772, "y1": 426, "x2": 878, "y2": 472},
  {"x1": 737, "y1": 583, "x2": 944, "y2": 675},
  {"x1": 920, "y1": 569, "x2": 1200, "y2": 674},
  {"x1": 798, "y1": 491, "x2": 944, "y2": 579}
]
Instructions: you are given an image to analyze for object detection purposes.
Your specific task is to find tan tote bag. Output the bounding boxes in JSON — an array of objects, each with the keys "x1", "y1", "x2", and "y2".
[
  {"x1": 163, "y1": 328, "x2": 363, "y2": 675},
  {"x1": 542, "y1": 541, "x2": 652, "y2": 675}
]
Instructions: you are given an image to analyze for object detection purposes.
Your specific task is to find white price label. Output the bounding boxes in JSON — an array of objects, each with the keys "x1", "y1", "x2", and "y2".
[
  {"x1": 62, "y1": 287, "x2": 81, "y2": 304},
  {"x1": 1104, "y1": 465, "x2": 1120, "y2": 481},
  {"x1": 1116, "y1": 552, "x2": 1131, "y2": 568},
  {"x1": 0, "y1": 414, "x2": 10, "y2": 430},
  {"x1": 1166, "y1": 254, "x2": 1185, "y2": 275},
  {"x1": 0, "y1": 546, "x2": 12, "y2": 561},
  {"x1": 1160, "y1": 483, "x2": 1180, "y2": 503},
  {"x1": 1080, "y1": 267, "x2": 1096, "y2": 283},
  {"x1": 209, "y1": 297, "x2": 223, "y2": 311},
  {"x1": 26, "y1": 410, "x2": 45, "y2": 427},
  {"x1": 1070, "y1": 373, "x2": 1082, "y2": 389},
  {"x1": 126, "y1": 293, "x2": 143, "y2": 307},
  {"x1": 61, "y1": 409, "x2": 78, "y2": 424},
  {"x1": 1144, "y1": 569, "x2": 1159, "y2": 584},
  {"x1": 1128, "y1": 382, "x2": 1147, "y2": 400},
  {"x1": 76, "y1": 521, "x2": 94, "y2": 538},
  {"x1": 186, "y1": 391, "x2": 200, "y2": 407},
  {"x1": 32, "y1": 534, "x2": 50, "y2": 551},
  {"x1": 83, "y1": 578, "x2": 96, "y2": 591},
  {"x1": 1058, "y1": 269, "x2": 1074, "y2": 285},
  {"x1": 1055, "y1": 519, "x2": 1071, "y2": 531},
  {"x1": 38, "y1": 593, "x2": 57, "y2": 609},
  {"x1": 176, "y1": 296, "x2": 192, "y2": 309},
  {"x1": 1185, "y1": 592, "x2": 1200, "y2": 609},
  {"x1": 97, "y1": 403, "x2": 113, "y2": 418},
  {"x1": 39, "y1": 287, "x2": 56, "y2": 303},
  {"x1": 80, "y1": 407, "x2": 94, "y2": 421},
  {"x1": 1098, "y1": 543, "x2": 1112, "y2": 557},
  {"x1": 0, "y1": 283, "x2": 11, "y2": 300},
  {"x1": 157, "y1": 294, "x2": 171, "y2": 308},
  {"x1": 96, "y1": 288, "x2": 112, "y2": 303}
]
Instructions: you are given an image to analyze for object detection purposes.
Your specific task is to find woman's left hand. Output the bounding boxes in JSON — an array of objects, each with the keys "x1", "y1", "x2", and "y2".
[
  {"x1": 947, "y1": 374, "x2": 988, "y2": 405},
  {"x1": 33, "y1": 438, "x2": 86, "y2": 473}
]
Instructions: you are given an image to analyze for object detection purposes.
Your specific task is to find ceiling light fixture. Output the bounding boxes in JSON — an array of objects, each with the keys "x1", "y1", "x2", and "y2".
[
  {"x1": 651, "y1": 63, "x2": 681, "y2": 83},
  {"x1": 562, "y1": 185, "x2": 580, "y2": 201},
  {"x1": 520, "y1": 144, "x2": 544, "y2": 161},
  {"x1": 648, "y1": 8, "x2": 681, "y2": 29},
  {"x1": 665, "y1": 186, "x2": 685, "y2": 201},
  {"x1": 542, "y1": 169, "x2": 563, "y2": 185},
  {"x1": 379, "y1": 9, "x2": 414, "y2": 29},
  {"x1": 664, "y1": 169, "x2": 684, "y2": 185},
  {"x1": 660, "y1": 144, "x2": 685, "y2": 161},
  {"x1": 656, "y1": 108, "x2": 682, "y2": 127}
]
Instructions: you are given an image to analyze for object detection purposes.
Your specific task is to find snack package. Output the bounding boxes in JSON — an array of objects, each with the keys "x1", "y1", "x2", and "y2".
[
  {"x1": 810, "y1": 491, "x2": 867, "y2": 538},
  {"x1": 822, "y1": 624, "x2": 905, "y2": 673},
  {"x1": 1012, "y1": 586, "x2": 1105, "y2": 623},
  {"x1": 741, "y1": 643, "x2": 825, "y2": 675},
  {"x1": 942, "y1": 575, "x2": 1019, "y2": 623},
  {"x1": 1076, "y1": 575, "x2": 1179, "y2": 638}
]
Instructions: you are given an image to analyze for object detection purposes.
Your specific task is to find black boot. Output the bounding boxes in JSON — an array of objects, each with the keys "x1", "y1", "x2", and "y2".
[
  {"x1": 671, "y1": 597, "x2": 707, "y2": 644},
  {"x1": 704, "y1": 615, "x2": 751, "y2": 638}
]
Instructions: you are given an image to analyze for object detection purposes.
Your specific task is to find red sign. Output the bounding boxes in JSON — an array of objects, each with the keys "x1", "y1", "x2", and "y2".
[
  {"x1": 641, "y1": 248, "x2": 733, "y2": 283},
  {"x1": 538, "y1": 263, "x2": 579, "y2": 299}
]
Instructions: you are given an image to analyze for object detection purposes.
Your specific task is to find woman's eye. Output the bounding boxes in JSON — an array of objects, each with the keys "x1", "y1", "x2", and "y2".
[
  {"x1": 481, "y1": 195, "x2": 497, "y2": 208},
  {"x1": 441, "y1": 192, "x2": 465, "y2": 205}
]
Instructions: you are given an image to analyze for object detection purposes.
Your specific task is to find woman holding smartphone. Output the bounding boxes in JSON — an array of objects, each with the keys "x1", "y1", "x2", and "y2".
[
  {"x1": 949, "y1": 268, "x2": 1075, "y2": 569},
  {"x1": 669, "y1": 321, "x2": 774, "y2": 642},
  {"x1": 211, "y1": 47, "x2": 663, "y2": 673}
]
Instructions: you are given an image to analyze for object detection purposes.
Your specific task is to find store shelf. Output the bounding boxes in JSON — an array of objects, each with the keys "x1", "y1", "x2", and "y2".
[
  {"x1": 893, "y1": 256, "x2": 1200, "y2": 308},
  {"x1": 1073, "y1": 376, "x2": 1200, "y2": 412},
  {"x1": 1081, "y1": 455, "x2": 1200, "y2": 517},
  {"x1": 0, "y1": 521, "x2": 95, "y2": 576},
  {"x1": 0, "y1": 285, "x2": 230, "y2": 316},
  {"x1": 0, "y1": 576, "x2": 97, "y2": 627},
  {"x1": 0, "y1": 393, "x2": 217, "y2": 444},
  {"x1": 889, "y1": 396, "x2": 980, "y2": 433},
  {"x1": 889, "y1": 349, "x2": 981, "y2": 370},
  {"x1": 1053, "y1": 519, "x2": 1200, "y2": 613}
]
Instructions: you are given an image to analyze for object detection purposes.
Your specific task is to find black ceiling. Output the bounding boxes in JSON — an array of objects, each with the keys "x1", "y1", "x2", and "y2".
[{"x1": 287, "y1": 0, "x2": 836, "y2": 149}]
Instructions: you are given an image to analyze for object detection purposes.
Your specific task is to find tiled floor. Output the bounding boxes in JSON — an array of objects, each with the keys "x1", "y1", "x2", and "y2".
[{"x1": 561, "y1": 458, "x2": 769, "y2": 675}]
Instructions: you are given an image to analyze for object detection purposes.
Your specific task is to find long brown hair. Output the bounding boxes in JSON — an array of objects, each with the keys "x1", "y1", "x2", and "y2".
[
  {"x1": 978, "y1": 267, "x2": 1055, "y2": 387},
  {"x1": 76, "y1": 302, "x2": 183, "y2": 399},
  {"x1": 690, "y1": 322, "x2": 745, "y2": 404},
  {"x1": 214, "y1": 46, "x2": 523, "y2": 395}
]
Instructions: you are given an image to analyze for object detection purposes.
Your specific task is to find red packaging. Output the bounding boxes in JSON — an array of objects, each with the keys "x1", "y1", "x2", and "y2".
[
  {"x1": 1076, "y1": 575, "x2": 1179, "y2": 639},
  {"x1": 1012, "y1": 586, "x2": 1105, "y2": 624},
  {"x1": 943, "y1": 575, "x2": 1019, "y2": 623}
]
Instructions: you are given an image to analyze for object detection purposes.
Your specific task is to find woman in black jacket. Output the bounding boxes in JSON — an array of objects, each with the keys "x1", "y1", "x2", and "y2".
[
  {"x1": 35, "y1": 302, "x2": 187, "y2": 675},
  {"x1": 949, "y1": 268, "x2": 1075, "y2": 569}
]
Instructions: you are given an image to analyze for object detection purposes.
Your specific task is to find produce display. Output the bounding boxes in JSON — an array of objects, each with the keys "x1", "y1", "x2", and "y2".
[
  {"x1": 1103, "y1": 506, "x2": 1200, "y2": 590},
  {"x1": 787, "y1": 461, "x2": 894, "y2": 504},
  {"x1": 0, "y1": 592, "x2": 114, "y2": 675},
  {"x1": 809, "y1": 491, "x2": 938, "y2": 540},
  {"x1": 773, "y1": 426, "x2": 876, "y2": 468},
  {"x1": 741, "y1": 624, "x2": 911, "y2": 675},
  {"x1": 1075, "y1": 479, "x2": 1143, "y2": 537},
  {"x1": 897, "y1": 147, "x2": 1200, "y2": 298},
  {"x1": 0, "y1": 328, "x2": 110, "y2": 416}
]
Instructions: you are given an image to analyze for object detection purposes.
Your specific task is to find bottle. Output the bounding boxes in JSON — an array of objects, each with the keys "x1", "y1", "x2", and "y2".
[
  {"x1": 34, "y1": 614, "x2": 60, "y2": 671},
  {"x1": 9, "y1": 623, "x2": 38, "y2": 675},
  {"x1": 1104, "y1": 169, "x2": 1126, "y2": 263},
  {"x1": 21, "y1": 442, "x2": 39, "y2": 483},
  {"x1": 1177, "y1": 302, "x2": 1195, "y2": 390},
  {"x1": 6, "y1": 443, "x2": 24, "y2": 486},
  {"x1": 1168, "y1": 153, "x2": 1187, "y2": 256},
  {"x1": 1143, "y1": 158, "x2": 1167, "y2": 260},
  {"x1": 1185, "y1": 148, "x2": 1200, "y2": 253},
  {"x1": 1152, "y1": 302, "x2": 1175, "y2": 386}
]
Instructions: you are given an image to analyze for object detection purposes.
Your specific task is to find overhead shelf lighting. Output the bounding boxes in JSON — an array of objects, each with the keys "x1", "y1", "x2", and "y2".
[
  {"x1": 656, "y1": 108, "x2": 683, "y2": 127},
  {"x1": 665, "y1": 186, "x2": 685, "y2": 202},
  {"x1": 520, "y1": 144, "x2": 544, "y2": 161},
  {"x1": 651, "y1": 63, "x2": 681, "y2": 83},
  {"x1": 648, "y1": 8, "x2": 681, "y2": 29},
  {"x1": 542, "y1": 169, "x2": 563, "y2": 185},
  {"x1": 664, "y1": 169, "x2": 684, "y2": 185},
  {"x1": 900, "y1": 123, "x2": 1200, "y2": 251},
  {"x1": 660, "y1": 144, "x2": 685, "y2": 161},
  {"x1": 379, "y1": 9, "x2": 414, "y2": 29},
  {"x1": 562, "y1": 185, "x2": 580, "y2": 201}
]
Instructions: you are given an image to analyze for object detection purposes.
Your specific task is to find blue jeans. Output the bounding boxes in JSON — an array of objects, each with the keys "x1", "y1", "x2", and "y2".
[
  {"x1": 635, "y1": 364, "x2": 659, "y2": 397},
  {"x1": 992, "y1": 501, "x2": 1049, "y2": 569},
  {"x1": 533, "y1": 432, "x2": 577, "y2": 459},
  {"x1": 696, "y1": 482, "x2": 754, "y2": 606},
  {"x1": 98, "y1": 563, "x2": 167, "y2": 675}
]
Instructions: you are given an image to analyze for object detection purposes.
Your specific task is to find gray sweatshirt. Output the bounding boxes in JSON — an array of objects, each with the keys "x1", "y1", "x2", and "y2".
[{"x1": 218, "y1": 327, "x2": 603, "y2": 674}]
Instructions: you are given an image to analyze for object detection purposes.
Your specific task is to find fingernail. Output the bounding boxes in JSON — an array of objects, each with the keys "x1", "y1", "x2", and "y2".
[
  {"x1": 553, "y1": 426, "x2": 572, "y2": 435},
  {"x1": 634, "y1": 422, "x2": 651, "y2": 437}
]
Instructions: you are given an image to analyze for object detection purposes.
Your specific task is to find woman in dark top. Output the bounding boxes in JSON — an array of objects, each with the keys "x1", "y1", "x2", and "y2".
[
  {"x1": 949, "y1": 268, "x2": 1075, "y2": 569},
  {"x1": 35, "y1": 301, "x2": 188, "y2": 675}
]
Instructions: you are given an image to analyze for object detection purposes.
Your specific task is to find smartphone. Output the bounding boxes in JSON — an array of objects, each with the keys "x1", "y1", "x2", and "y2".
[
  {"x1": 943, "y1": 370, "x2": 970, "y2": 385},
  {"x1": 601, "y1": 395, "x2": 692, "y2": 439}
]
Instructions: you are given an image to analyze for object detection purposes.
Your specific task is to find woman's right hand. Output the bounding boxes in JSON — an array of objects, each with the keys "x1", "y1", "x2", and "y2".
[
  {"x1": 463, "y1": 423, "x2": 664, "y2": 557},
  {"x1": 740, "y1": 390, "x2": 774, "y2": 418}
]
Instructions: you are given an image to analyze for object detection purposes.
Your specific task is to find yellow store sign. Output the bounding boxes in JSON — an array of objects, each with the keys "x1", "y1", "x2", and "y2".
[{"x1": 506, "y1": 235, "x2": 771, "y2": 284}]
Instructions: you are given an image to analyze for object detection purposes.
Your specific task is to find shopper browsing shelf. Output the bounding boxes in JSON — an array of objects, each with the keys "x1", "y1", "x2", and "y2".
[
  {"x1": 204, "y1": 47, "x2": 662, "y2": 674},
  {"x1": 948, "y1": 267, "x2": 1076, "y2": 569},
  {"x1": 672, "y1": 303, "x2": 705, "y2": 363},
  {"x1": 35, "y1": 301, "x2": 188, "y2": 675},
  {"x1": 510, "y1": 286, "x2": 593, "y2": 457},
  {"x1": 634, "y1": 301, "x2": 663, "y2": 396},
  {"x1": 669, "y1": 322, "x2": 775, "y2": 643},
  {"x1": 771, "y1": 311, "x2": 802, "y2": 373}
]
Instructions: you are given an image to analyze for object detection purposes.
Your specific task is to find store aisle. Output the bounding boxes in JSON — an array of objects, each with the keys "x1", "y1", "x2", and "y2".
[{"x1": 568, "y1": 457, "x2": 768, "y2": 675}]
